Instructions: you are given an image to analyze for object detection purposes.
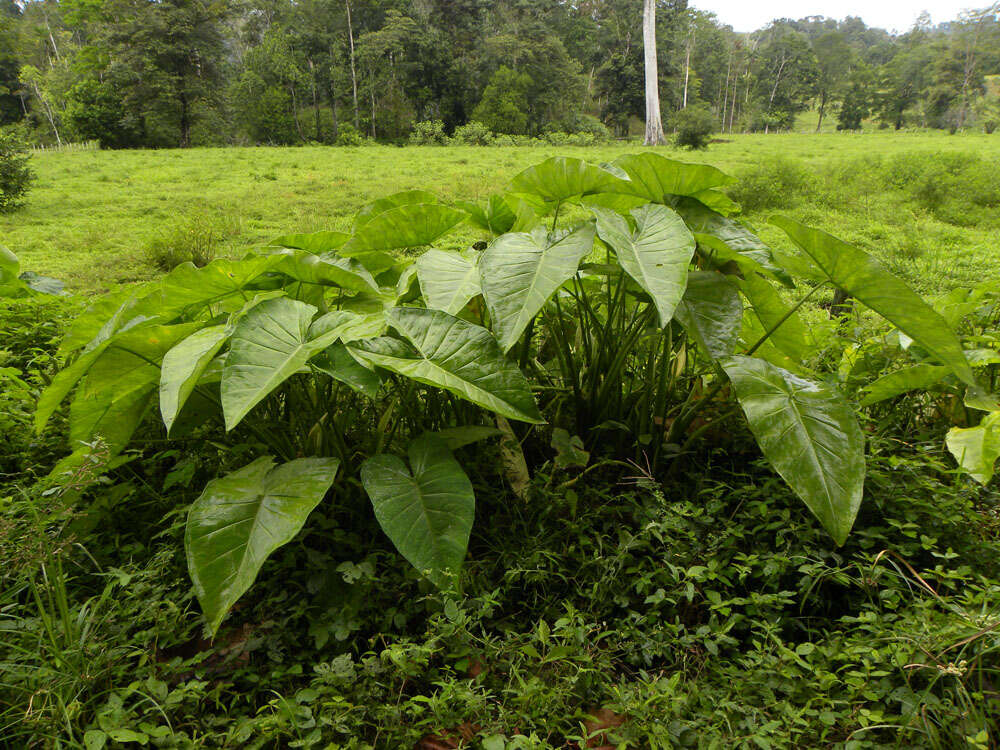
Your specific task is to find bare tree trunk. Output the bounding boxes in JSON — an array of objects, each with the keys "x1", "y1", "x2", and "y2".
[
  {"x1": 30, "y1": 80, "x2": 61, "y2": 146},
  {"x1": 345, "y1": 0, "x2": 359, "y2": 130},
  {"x1": 682, "y1": 44, "x2": 690, "y2": 109},
  {"x1": 309, "y1": 59, "x2": 321, "y2": 141},
  {"x1": 642, "y1": 0, "x2": 665, "y2": 145},
  {"x1": 816, "y1": 90, "x2": 826, "y2": 132}
]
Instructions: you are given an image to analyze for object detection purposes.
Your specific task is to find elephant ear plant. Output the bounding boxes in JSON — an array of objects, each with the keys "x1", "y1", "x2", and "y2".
[{"x1": 39, "y1": 154, "x2": 976, "y2": 636}]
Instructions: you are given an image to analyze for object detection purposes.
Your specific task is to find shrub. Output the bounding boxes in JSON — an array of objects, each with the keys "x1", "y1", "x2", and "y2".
[
  {"x1": 728, "y1": 156, "x2": 812, "y2": 212},
  {"x1": 409, "y1": 120, "x2": 448, "y2": 145},
  {"x1": 0, "y1": 129, "x2": 34, "y2": 213},
  {"x1": 451, "y1": 121, "x2": 493, "y2": 145},
  {"x1": 547, "y1": 113, "x2": 612, "y2": 141},
  {"x1": 986, "y1": 119, "x2": 998, "y2": 134},
  {"x1": 672, "y1": 105, "x2": 715, "y2": 150},
  {"x1": 145, "y1": 211, "x2": 241, "y2": 271},
  {"x1": 334, "y1": 123, "x2": 364, "y2": 147}
]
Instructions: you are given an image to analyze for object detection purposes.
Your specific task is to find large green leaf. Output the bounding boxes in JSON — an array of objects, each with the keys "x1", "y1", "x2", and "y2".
[
  {"x1": 613, "y1": 153, "x2": 733, "y2": 203},
  {"x1": 593, "y1": 204, "x2": 695, "y2": 326},
  {"x1": 361, "y1": 434, "x2": 474, "y2": 587},
  {"x1": 271, "y1": 250, "x2": 379, "y2": 293},
  {"x1": 771, "y1": 217, "x2": 974, "y2": 384},
  {"x1": 859, "y1": 363, "x2": 949, "y2": 406},
  {"x1": 946, "y1": 411, "x2": 1000, "y2": 485},
  {"x1": 415, "y1": 248, "x2": 482, "y2": 315},
  {"x1": 221, "y1": 299, "x2": 360, "y2": 429},
  {"x1": 268, "y1": 230, "x2": 350, "y2": 253},
  {"x1": 343, "y1": 204, "x2": 466, "y2": 254},
  {"x1": 354, "y1": 189, "x2": 439, "y2": 231},
  {"x1": 739, "y1": 272, "x2": 813, "y2": 362},
  {"x1": 510, "y1": 156, "x2": 630, "y2": 204},
  {"x1": 312, "y1": 342, "x2": 381, "y2": 398},
  {"x1": 674, "y1": 271, "x2": 743, "y2": 359},
  {"x1": 186, "y1": 456, "x2": 340, "y2": 636},
  {"x1": 479, "y1": 223, "x2": 595, "y2": 352},
  {"x1": 350, "y1": 307, "x2": 543, "y2": 423},
  {"x1": 721, "y1": 355, "x2": 865, "y2": 545},
  {"x1": 160, "y1": 326, "x2": 230, "y2": 434},
  {"x1": 69, "y1": 323, "x2": 201, "y2": 454},
  {"x1": 136, "y1": 256, "x2": 285, "y2": 321},
  {"x1": 455, "y1": 194, "x2": 518, "y2": 235}
]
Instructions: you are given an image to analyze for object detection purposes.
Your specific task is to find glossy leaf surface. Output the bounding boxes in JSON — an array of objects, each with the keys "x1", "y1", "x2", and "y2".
[
  {"x1": 70, "y1": 323, "x2": 201, "y2": 454},
  {"x1": 479, "y1": 223, "x2": 595, "y2": 352},
  {"x1": 344, "y1": 203, "x2": 466, "y2": 253},
  {"x1": 722, "y1": 355, "x2": 865, "y2": 545},
  {"x1": 361, "y1": 434, "x2": 474, "y2": 587},
  {"x1": 160, "y1": 326, "x2": 230, "y2": 434},
  {"x1": 221, "y1": 299, "x2": 356, "y2": 429},
  {"x1": 351, "y1": 308, "x2": 543, "y2": 423},
  {"x1": 613, "y1": 153, "x2": 733, "y2": 203},
  {"x1": 593, "y1": 204, "x2": 695, "y2": 326},
  {"x1": 415, "y1": 248, "x2": 482, "y2": 315},
  {"x1": 186, "y1": 456, "x2": 339, "y2": 635},
  {"x1": 510, "y1": 156, "x2": 629, "y2": 203},
  {"x1": 674, "y1": 271, "x2": 743, "y2": 359}
]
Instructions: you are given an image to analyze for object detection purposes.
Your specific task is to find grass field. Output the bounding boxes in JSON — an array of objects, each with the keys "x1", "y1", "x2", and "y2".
[{"x1": 2, "y1": 131, "x2": 998, "y2": 294}]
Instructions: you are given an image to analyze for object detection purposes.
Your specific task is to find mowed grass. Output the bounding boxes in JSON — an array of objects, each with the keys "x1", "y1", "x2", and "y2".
[{"x1": 2, "y1": 130, "x2": 998, "y2": 294}]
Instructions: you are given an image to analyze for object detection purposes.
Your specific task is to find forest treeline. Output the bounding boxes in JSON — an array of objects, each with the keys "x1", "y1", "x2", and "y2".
[{"x1": 1, "y1": 0, "x2": 999, "y2": 148}]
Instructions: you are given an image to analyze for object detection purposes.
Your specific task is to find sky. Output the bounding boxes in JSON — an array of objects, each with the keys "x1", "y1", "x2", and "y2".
[{"x1": 690, "y1": 0, "x2": 971, "y2": 33}]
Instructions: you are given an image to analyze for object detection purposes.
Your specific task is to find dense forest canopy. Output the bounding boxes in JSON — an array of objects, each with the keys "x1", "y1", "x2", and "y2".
[{"x1": 1, "y1": 0, "x2": 998, "y2": 147}]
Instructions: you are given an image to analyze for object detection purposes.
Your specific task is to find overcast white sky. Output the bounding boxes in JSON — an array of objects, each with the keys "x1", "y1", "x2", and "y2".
[{"x1": 690, "y1": 0, "x2": 974, "y2": 33}]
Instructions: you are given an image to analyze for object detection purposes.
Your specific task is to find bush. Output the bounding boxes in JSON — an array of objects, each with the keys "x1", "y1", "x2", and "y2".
[
  {"x1": 145, "y1": 211, "x2": 241, "y2": 271},
  {"x1": 547, "y1": 113, "x2": 612, "y2": 141},
  {"x1": 0, "y1": 129, "x2": 34, "y2": 213},
  {"x1": 728, "y1": 156, "x2": 812, "y2": 212},
  {"x1": 672, "y1": 105, "x2": 715, "y2": 150},
  {"x1": 409, "y1": 120, "x2": 448, "y2": 145},
  {"x1": 334, "y1": 123, "x2": 364, "y2": 147},
  {"x1": 985, "y1": 119, "x2": 998, "y2": 135},
  {"x1": 451, "y1": 121, "x2": 493, "y2": 145}
]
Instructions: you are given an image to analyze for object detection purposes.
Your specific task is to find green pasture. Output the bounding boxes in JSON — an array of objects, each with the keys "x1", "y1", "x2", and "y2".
[{"x1": 2, "y1": 130, "x2": 998, "y2": 294}]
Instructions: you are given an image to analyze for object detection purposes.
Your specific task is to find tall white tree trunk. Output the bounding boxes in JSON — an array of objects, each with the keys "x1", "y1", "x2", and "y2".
[
  {"x1": 642, "y1": 0, "x2": 665, "y2": 145},
  {"x1": 345, "y1": 0, "x2": 360, "y2": 131}
]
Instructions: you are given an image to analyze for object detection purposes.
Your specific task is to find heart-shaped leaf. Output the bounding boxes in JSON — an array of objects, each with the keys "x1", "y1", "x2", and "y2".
[
  {"x1": 593, "y1": 204, "x2": 695, "y2": 326},
  {"x1": 344, "y1": 203, "x2": 466, "y2": 253},
  {"x1": 361, "y1": 434, "x2": 474, "y2": 587},
  {"x1": 510, "y1": 156, "x2": 631, "y2": 203},
  {"x1": 613, "y1": 153, "x2": 733, "y2": 202},
  {"x1": 722, "y1": 355, "x2": 865, "y2": 545},
  {"x1": 221, "y1": 299, "x2": 361, "y2": 429},
  {"x1": 674, "y1": 271, "x2": 743, "y2": 359},
  {"x1": 186, "y1": 456, "x2": 340, "y2": 635},
  {"x1": 479, "y1": 223, "x2": 595, "y2": 352},
  {"x1": 160, "y1": 325, "x2": 231, "y2": 434}
]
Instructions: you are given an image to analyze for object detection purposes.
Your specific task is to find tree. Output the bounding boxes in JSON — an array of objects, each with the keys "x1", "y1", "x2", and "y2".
[
  {"x1": 472, "y1": 66, "x2": 531, "y2": 135},
  {"x1": 812, "y1": 31, "x2": 851, "y2": 130},
  {"x1": 837, "y1": 62, "x2": 876, "y2": 130},
  {"x1": 642, "y1": 0, "x2": 665, "y2": 144}
]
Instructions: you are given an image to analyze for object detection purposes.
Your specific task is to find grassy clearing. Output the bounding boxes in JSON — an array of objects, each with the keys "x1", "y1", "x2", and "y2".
[{"x1": 2, "y1": 131, "x2": 998, "y2": 293}]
